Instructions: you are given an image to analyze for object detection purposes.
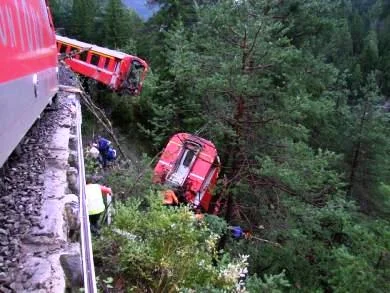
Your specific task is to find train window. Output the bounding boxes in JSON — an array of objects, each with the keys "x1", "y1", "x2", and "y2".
[
  {"x1": 91, "y1": 54, "x2": 100, "y2": 66},
  {"x1": 79, "y1": 51, "x2": 88, "y2": 62},
  {"x1": 59, "y1": 44, "x2": 67, "y2": 54},
  {"x1": 104, "y1": 58, "x2": 111, "y2": 69},
  {"x1": 71, "y1": 47, "x2": 79, "y2": 58},
  {"x1": 183, "y1": 150, "x2": 196, "y2": 167}
]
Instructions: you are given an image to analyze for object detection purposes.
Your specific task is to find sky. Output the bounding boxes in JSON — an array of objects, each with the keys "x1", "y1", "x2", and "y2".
[{"x1": 122, "y1": 0, "x2": 159, "y2": 20}]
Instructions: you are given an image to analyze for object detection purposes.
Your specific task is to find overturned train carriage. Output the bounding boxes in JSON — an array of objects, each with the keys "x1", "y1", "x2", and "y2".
[
  {"x1": 56, "y1": 35, "x2": 148, "y2": 96},
  {"x1": 154, "y1": 133, "x2": 220, "y2": 212}
]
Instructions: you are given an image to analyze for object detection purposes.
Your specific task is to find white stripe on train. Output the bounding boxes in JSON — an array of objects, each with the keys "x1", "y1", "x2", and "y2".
[{"x1": 0, "y1": 67, "x2": 58, "y2": 167}]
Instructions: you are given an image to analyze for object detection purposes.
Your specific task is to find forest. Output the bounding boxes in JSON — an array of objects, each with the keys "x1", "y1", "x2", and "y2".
[{"x1": 51, "y1": 0, "x2": 389, "y2": 291}]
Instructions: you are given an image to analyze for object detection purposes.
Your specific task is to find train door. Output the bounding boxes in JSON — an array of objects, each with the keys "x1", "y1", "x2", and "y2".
[
  {"x1": 125, "y1": 60, "x2": 145, "y2": 94},
  {"x1": 166, "y1": 142, "x2": 201, "y2": 187}
]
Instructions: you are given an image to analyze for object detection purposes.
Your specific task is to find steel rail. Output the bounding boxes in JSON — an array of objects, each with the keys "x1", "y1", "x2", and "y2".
[{"x1": 75, "y1": 96, "x2": 98, "y2": 293}]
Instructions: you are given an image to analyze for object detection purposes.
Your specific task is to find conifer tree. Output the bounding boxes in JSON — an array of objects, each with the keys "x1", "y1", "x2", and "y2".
[
  {"x1": 103, "y1": 0, "x2": 142, "y2": 49},
  {"x1": 70, "y1": 0, "x2": 97, "y2": 42}
]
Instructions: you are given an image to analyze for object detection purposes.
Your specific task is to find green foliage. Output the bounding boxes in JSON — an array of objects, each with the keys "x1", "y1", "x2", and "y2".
[
  {"x1": 246, "y1": 270, "x2": 291, "y2": 293},
  {"x1": 53, "y1": 0, "x2": 390, "y2": 291},
  {"x1": 328, "y1": 219, "x2": 390, "y2": 292},
  {"x1": 103, "y1": 0, "x2": 139, "y2": 48},
  {"x1": 328, "y1": 246, "x2": 377, "y2": 292},
  {"x1": 344, "y1": 73, "x2": 390, "y2": 213},
  {"x1": 106, "y1": 153, "x2": 154, "y2": 201},
  {"x1": 360, "y1": 30, "x2": 379, "y2": 74},
  {"x1": 260, "y1": 143, "x2": 345, "y2": 203},
  {"x1": 70, "y1": 0, "x2": 97, "y2": 42},
  {"x1": 84, "y1": 154, "x2": 100, "y2": 175},
  {"x1": 94, "y1": 192, "x2": 249, "y2": 291}
]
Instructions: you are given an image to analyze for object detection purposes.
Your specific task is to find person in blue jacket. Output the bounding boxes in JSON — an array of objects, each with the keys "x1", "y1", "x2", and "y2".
[
  {"x1": 229, "y1": 226, "x2": 251, "y2": 240},
  {"x1": 230, "y1": 226, "x2": 244, "y2": 239},
  {"x1": 95, "y1": 136, "x2": 117, "y2": 167}
]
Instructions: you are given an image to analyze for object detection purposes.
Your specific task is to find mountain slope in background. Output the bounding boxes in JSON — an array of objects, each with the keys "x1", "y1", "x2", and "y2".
[{"x1": 122, "y1": 0, "x2": 159, "y2": 20}]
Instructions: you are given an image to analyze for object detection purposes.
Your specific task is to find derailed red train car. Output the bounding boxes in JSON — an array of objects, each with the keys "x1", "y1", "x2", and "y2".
[
  {"x1": 0, "y1": 0, "x2": 58, "y2": 167},
  {"x1": 154, "y1": 133, "x2": 220, "y2": 212},
  {"x1": 56, "y1": 35, "x2": 148, "y2": 96}
]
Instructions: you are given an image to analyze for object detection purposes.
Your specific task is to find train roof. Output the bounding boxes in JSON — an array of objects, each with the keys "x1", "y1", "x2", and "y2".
[{"x1": 57, "y1": 35, "x2": 129, "y2": 59}]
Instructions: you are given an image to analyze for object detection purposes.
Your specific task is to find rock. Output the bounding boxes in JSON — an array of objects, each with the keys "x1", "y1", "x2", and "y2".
[
  {"x1": 0, "y1": 73, "x2": 79, "y2": 291},
  {"x1": 23, "y1": 280, "x2": 32, "y2": 289},
  {"x1": 68, "y1": 151, "x2": 78, "y2": 168},
  {"x1": 9, "y1": 282, "x2": 24, "y2": 291},
  {"x1": 24, "y1": 257, "x2": 52, "y2": 286},
  {"x1": 22, "y1": 235, "x2": 61, "y2": 246},
  {"x1": 0, "y1": 272, "x2": 10, "y2": 282},
  {"x1": 64, "y1": 201, "x2": 80, "y2": 242},
  {"x1": 60, "y1": 254, "x2": 83, "y2": 290},
  {"x1": 68, "y1": 135, "x2": 78, "y2": 151},
  {"x1": 67, "y1": 167, "x2": 79, "y2": 194},
  {"x1": 0, "y1": 286, "x2": 12, "y2": 293}
]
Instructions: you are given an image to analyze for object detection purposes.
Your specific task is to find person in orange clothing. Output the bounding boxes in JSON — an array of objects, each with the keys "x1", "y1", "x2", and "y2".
[{"x1": 162, "y1": 189, "x2": 179, "y2": 206}]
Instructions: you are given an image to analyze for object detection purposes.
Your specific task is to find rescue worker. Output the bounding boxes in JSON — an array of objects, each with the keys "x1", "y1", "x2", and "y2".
[
  {"x1": 228, "y1": 226, "x2": 251, "y2": 240},
  {"x1": 106, "y1": 147, "x2": 117, "y2": 162},
  {"x1": 94, "y1": 136, "x2": 117, "y2": 168},
  {"x1": 88, "y1": 144, "x2": 100, "y2": 159},
  {"x1": 85, "y1": 177, "x2": 112, "y2": 234},
  {"x1": 96, "y1": 136, "x2": 111, "y2": 152},
  {"x1": 162, "y1": 189, "x2": 179, "y2": 206}
]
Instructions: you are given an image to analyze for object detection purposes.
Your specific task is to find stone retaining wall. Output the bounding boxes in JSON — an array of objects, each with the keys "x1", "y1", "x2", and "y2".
[{"x1": 10, "y1": 93, "x2": 83, "y2": 292}]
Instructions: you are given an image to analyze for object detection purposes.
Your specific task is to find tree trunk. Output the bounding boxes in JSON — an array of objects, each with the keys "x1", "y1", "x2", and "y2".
[{"x1": 347, "y1": 101, "x2": 368, "y2": 197}]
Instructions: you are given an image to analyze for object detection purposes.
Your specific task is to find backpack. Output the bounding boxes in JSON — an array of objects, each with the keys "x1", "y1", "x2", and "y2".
[
  {"x1": 107, "y1": 147, "x2": 117, "y2": 161},
  {"x1": 98, "y1": 137, "x2": 111, "y2": 152}
]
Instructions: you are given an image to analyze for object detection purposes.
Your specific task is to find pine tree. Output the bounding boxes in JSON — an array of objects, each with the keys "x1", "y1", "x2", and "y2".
[
  {"x1": 345, "y1": 73, "x2": 390, "y2": 214},
  {"x1": 70, "y1": 0, "x2": 97, "y2": 42},
  {"x1": 103, "y1": 0, "x2": 142, "y2": 49}
]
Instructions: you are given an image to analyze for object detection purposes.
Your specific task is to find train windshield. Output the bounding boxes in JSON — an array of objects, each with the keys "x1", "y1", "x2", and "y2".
[{"x1": 127, "y1": 60, "x2": 145, "y2": 94}]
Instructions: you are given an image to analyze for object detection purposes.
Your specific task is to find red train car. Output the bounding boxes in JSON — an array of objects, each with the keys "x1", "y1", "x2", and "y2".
[
  {"x1": 56, "y1": 35, "x2": 148, "y2": 95},
  {"x1": 0, "y1": 0, "x2": 58, "y2": 167},
  {"x1": 154, "y1": 133, "x2": 221, "y2": 212}
]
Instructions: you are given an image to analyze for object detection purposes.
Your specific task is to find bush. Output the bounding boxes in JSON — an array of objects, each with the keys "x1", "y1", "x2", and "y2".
[{"x1": 93, "y1": 192, "x2": 250, "y2": 292}]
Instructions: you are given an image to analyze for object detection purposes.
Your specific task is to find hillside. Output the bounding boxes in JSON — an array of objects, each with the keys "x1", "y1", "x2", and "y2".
[{"x1": 50, "y1": 0, "x2": 390, "y2": 291}]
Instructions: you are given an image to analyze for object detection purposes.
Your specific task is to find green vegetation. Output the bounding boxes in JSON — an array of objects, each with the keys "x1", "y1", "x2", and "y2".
[
  {"x1": 94, "y1": 193, "x2": 256, "y2": 291},
  {"x1": 52, "y1": 0, "x2": 390, "y2": 291}
]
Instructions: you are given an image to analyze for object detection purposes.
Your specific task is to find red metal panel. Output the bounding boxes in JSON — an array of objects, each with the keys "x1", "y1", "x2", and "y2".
[
  {"x1": 64, "y1": 58, "x2": 114, "y2": 85},
  {"x1": 153, "y1": 132, "x2": 220, "y2": 211},
  {"x1": 0, "y1": 0, "x2": 58, "y2": 167},
  {"x1": 0, "y1": 0, "x2": 57, "y2": 82}
]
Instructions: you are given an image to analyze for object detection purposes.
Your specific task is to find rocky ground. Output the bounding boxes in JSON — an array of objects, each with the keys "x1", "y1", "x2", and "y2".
[
  {"x1": 0, "y1": 101, "x2": 60, "y2": 289},
  {"x1": 0, "y1": 68, "x2": 82, "y2": 292}
]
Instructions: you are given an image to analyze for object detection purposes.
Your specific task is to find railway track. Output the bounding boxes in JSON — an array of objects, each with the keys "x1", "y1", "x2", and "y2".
[{"x1": 0, "y1": 72, "x2": 98, "y2": 292}]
